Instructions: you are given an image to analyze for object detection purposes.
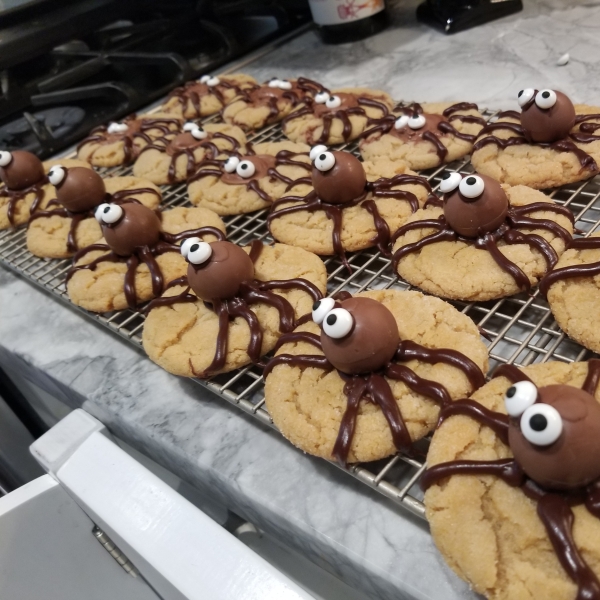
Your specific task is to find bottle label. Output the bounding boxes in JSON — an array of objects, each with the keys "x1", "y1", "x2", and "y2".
[{"x1": 308, "y1": 0, "x2": 385, "y2": 26}]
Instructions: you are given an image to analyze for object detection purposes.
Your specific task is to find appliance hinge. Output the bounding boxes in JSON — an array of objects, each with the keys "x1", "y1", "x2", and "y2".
[{"x1": 92, "y1": 526, "x2": 139, "y2": 578}]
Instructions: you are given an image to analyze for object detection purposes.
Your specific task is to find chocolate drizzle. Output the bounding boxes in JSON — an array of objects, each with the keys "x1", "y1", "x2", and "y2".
[
  {"x1": 1, "y1": 178, "x2": 48, "y2": 227},
  {"x1": 421, "y1": 360, "x2": 600, "y2": 600}
]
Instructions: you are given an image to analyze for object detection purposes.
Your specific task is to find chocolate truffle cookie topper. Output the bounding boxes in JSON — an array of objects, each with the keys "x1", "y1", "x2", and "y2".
[
  {"x1": 66, "y1": 202, "x2": 225, "y2": 309},
  {"x1": 391, "y1": 172, "x2": 574, "y2": 298},
  {"x1": 423, "y1": 361, "x2": 600, "y2": 600},
  {"x1": 145, "y1": 240, "x2": 323, "y2": 377},
  {"x1": 265, "y1": 292, "x2": 486, "y2": 465}
]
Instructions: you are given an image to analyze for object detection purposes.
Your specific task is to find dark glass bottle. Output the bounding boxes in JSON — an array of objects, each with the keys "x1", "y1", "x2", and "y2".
[{"x1": 309, "y1": 0, "x2": 388, "y2": 44}]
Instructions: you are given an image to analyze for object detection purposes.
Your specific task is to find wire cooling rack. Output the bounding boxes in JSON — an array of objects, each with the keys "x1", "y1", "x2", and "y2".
[{"x1": 1, "y1": 109, "x2": 599, "y2": 520}]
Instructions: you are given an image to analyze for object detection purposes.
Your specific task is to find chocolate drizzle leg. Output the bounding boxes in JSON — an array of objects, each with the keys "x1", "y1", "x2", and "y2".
[{"x1": 1, "y1": 179, "x2": 48, "y2": 227}]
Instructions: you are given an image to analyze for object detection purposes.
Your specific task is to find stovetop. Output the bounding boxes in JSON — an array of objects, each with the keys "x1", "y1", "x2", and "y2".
[{"x1": 0, "y1": 0, "x2": 310, "y2": 157}]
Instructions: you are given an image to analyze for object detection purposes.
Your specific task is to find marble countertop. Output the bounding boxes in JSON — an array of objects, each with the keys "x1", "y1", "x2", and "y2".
[{"x1": 2, "y1": 1, "x2": 600, "y2": 599}]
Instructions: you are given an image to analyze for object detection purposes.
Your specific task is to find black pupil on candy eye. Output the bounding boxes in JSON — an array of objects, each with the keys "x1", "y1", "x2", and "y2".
[
  {"x1": 103, "y1": 206, "x2": 110, "y2": 214},
  {"x1": 506, "y1": 386, "x2": 516, "y2": 398},
  {"x1": 312, "y1": 301, "x2": 320, "y2": 311},
  {"x1": 190, "y1": 244, "x2": 199, "y2": 253},
  {"x1": 442, "y1": 173, "x2": 450, "y2": 180},
  {"x1": 530, "y1": 414, "x2": 548, "y2": 431},
  {"x1": 326, "y1": 314, "x2": 337, "y2": 326},
  {"x1": 518, "y1": 90, "x2": 524, "y2": 97},
  {"x1": 466, "y1": 177, "x2": 476, "y2": 186},
  {"x1": 542, "y1": 91, "x2": 550, "y2": 99},
  {"x1": 240, "y1": 164, "x2": 248, "y2": 170},
  {"x1": 319, "y1": 154, "x2": 326, "y2": 161}
]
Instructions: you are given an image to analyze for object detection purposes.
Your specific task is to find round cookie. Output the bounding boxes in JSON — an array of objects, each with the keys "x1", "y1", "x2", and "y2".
[
  {"x1": 143, "y1": 242, "x2": 327, "y2": 378},
  {"x1": 542, "y1": 233, "x2": 600, "y2": 354},
  {"x1": 67, "y1": 205, "x2": 225, "y2": 312},
  {"x1": 392, "y1": 178, "x2": 574, "y2": 301},
  {"x1": 160, "y1": 73, "x2": 258, "y2": 119},
  {"x1": 27, "y1": 175, "x2": 162, "y2": 259},
  {"x1": 77, "y1": 113, "x2": 182, "y2": 167},
  {"x1": 471, "y1": 89, "x2": 600, "y2": 189},
  {"x1": 187, "y1": 140, "x2": 313, "y2": 215},
  {"x1": 424, "y1": 361, "x2": 600, "y2": 600},
  {"x1": 268, "y1": 150, "x2": 432, "y2": 260},
  {"x1": 132, "y1": 122, "x2": 247, "y2": 185},
  {"x1": 360, "y1": 102, "x2": 486, "y2": 171},
  {"x1": 264, "y1": 289, "x2": 488, "y2": 464},
  {"x1": 282, "y1": 87, "x2": 394, "y2": 146}
]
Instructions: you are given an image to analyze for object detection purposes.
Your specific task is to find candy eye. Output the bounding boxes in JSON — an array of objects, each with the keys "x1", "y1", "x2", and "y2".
[
  {"x1": 520, "y1": 404, "x2": 563, "y2": 446},
  {"x1": 48, "y1": 165, "x2": 66, "y2": 186},
  {"x1": 107, "y1": 122, "x2": 128, "y2": 134},
  {"x1": 394, "y1": 115, "x2": 410, "y2": 129},
  {"x1": 186, "y1": 241, "x2": 212, "y2": 265},
  {"x1": 95, "y1": 203, "x2": 123, "y2": 225},
  {"x1": 504, "y1": 380, "x2": 538, "y2": 417},
  {"x1": 200, "y1": 75, "x2": 210, "y2": 84},
  {"x1": 314, "y1": 151, "x2": 335, "y2": 172},
  {"x1": 438, "y1": 172, "x2": 462, "y2": 193},
  {"x1": 224, "y1": 156, "x2": 240, "y2": 173},
  {"x1": 183, "y1": 121, "x2": 198, "y2": 132},
  {"x1": 535, "y1": 89, "x2": 557, "y2": 110},
  {"x1": 236, "y1": 160, "x2": 256, "y2": 178},
  {"x1": 0, "y1": 151, "x2": 12, "y2": 167},
  {"x1": 268, "y1": 78, "x2": 281, "y2": 88},
  {"x1": 517, "y1": 88, "x2": 535, "y2": 107},
  {"x1": 322, "y1": 308, "x2": 354, "y2": 339},
  {"x1": 311, "y1": 297, "x2": 335, "y2": 324},
  {"x1": 180, "y1": 236, "x2": 202, "y2": 259},
  {"x1": 278, "y1": 79, "x2": 292, "y2": 90},
  {"x1": 408, "y1": 114, "x2": 426, "y2": 129},
  {"x1": 207, "y1": 76, "x2": 220, "y2": 87},
  {"x1": 459, "y1": 175, "x2": 485, "y2": 199},
  {"x1": 315, "y1": 91, "x2": 330, "y2": 104},
  {"x1": 191, "y1": 127, "x2": 207, "y2": 140},
  {"x1": 309, "y1": 144, "x2": 328, "y2": 161},
  {"x1": 325, "y1": 95, "x2": 342, "y2": 109}
]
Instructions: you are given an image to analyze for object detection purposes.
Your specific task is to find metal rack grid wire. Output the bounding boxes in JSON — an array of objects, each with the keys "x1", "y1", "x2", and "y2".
[{"x1": 1, "y1": 108, "x2": 599, "y2": 521}]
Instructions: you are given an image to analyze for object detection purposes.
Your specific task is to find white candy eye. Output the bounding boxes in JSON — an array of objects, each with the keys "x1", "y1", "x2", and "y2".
[
  {"x1": 236, "y1": 160, "x2": 256, "y2": 178},
  {"x1": 520, "y1": 403, "x2": 563, "y2": 446},
  {"x1": 200, "y1": 75, "x2": 210, "y2": 84},
  {"x1": 278, "y1": 79, "x2": 292, "y2": 90},
  {"x1": 314, "y1": 151, "x2": 335, "y2": 172},
  {"x1": 107, "y1": 122, "x2": 128, "y2": 134},
  {"x1": 268, "y1": 78, "x2": 281, "y2": 88},
  {"x1": 224, "y1": 156, "x2": 240, "y2": 173},
  {"x1": 325, "y1": 95, "x2": 342, "y2": 109},
  {"x1": 207, "y1": 76, "x2": 220, "y2": 87},
  {"x1": 311, "y1": 297, "x2": 335, "y2": 324},
  {"x1": 183, "y1": 121, "x2": 198, "y2": 132},
  {"x1": 180, "y1": 236, "x2": 202, "y2": 259},
  {"x1": 315, "y1": 91, "x2": 330, "y2": 104},
  {"x1": 95, "y1": 203, "x2": 123, "y2": 225},
  {"x1": 0, "y1": 151, "x2": 12, "y2": 167},
  {"x1": 504, "y1": 381, "x2": 538, "y2": 417},
  {"x1": 394, "y1": 115, "x2": 410, "y2": 130},
  {"x1": 438, "y1": 172, "x2": 462, "y2": 193},
  {"x1": 309, "y1": 144, "x2": 328, "y2": 161},
  {"x1": 408, "y1": 114, "x2": 426, "y2": 129},
  {"x1": 517, "y1": 88, "x2": 535, "y2": 107},
  {"x1": 48, "y1": 165, "x2": 66, "y2": 186},
  {"x1": 186, "y1": 241, "x2": 212, "y2": 265},
  {"x1": 322, "y1": 308, "x2": 354, "y2": 339},
  {"x1": 535, "y1": 89, "x2": 557, "y2": 110},
  {"x1": 191, "y1": 127, "x2": 207, "y2": 140},
  {"x1": 459, "y1": 175, "x2": 485, "y2": 199}
]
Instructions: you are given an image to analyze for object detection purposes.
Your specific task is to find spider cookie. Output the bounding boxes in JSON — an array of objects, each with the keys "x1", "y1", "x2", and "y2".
[
  {"x1": 77, "y1": 113, "x2": 182, "y2": 167},
  {"x1": 423, "y1": 360, "x2": 600, "y2": 600},
  {"x1": 221, "y1": 77, "x2": 326, "y2": 131},
  {"x1": 359, "y1": 102, "x2": 486, "y2": 171},
  {"x1": 143, "y1": 240, "x2": 327, "y2": 378},
  {"x1": 27, "y1": 166, "x2": 161, "y2": 259},
  {"x1": 540, "y1": 233, "x2": 600, "y2": 354},
  {"x1": 268, "y1": 147, "x2": 434, "y2": 265},
  {"x1": 132, "y1": 121, "x2": 246, "y2": 185},
  {"x1": 282, "y1": 87, "x2": 394, "y2": 146},
  {"x1": 471, "y1": 89, "x2": 600, "y2": 189},
  {"x1": 160, "y1": 73, "x2": 258, "y2": 119},
  {"x1": 187, "y1": 140, "x2": 313, "y2": 215},
  {"x1": 392, "y1": 172, "x2": 574, "y2": 301},
  {"x1": 264, "y1": 289, "x2": 488, "y2": 464},
  {"x1": 67, "y1": 202, "x2": 225, "y2": 313}
]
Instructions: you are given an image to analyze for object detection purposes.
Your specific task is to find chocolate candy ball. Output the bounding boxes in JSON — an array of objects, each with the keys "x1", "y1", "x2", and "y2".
[
  {"x1": 321, "y1": 296, "x2": 399, "y2": 375},
  {"x1": 509, "y1": 384, "x2": 600, "y2": 490},
  {"x1": 102, "y1": 203, "x2": 162, "y2": 256},
  {"x1": 520, "y1": 90, "x2": 576, "y2": 143},
  {"x1": 444, "y1": 174, "x2": 508, "y2": 238},
  {"x1": 0, "y1": 150, "x2": 44, "y2": 190},
  {"x1": 55, "y1": 167, "x2": 106, "y2": 213},
  {"x1": 187, "y1": 241, "x2": 254, "y2": 301},
  {"x1": 312, "y1": 151, "x2": 366, "y2": 205}
]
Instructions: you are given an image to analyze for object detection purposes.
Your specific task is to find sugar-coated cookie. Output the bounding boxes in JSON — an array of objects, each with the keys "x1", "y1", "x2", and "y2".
[{"x1": 264, "y1": 289, "x2": 488, "y2": 464}]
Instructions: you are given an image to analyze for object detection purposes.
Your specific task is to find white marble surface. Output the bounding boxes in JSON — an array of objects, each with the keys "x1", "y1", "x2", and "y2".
[{"x1": 3, "y1": 2, "x2": 600, "y2": 598}]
